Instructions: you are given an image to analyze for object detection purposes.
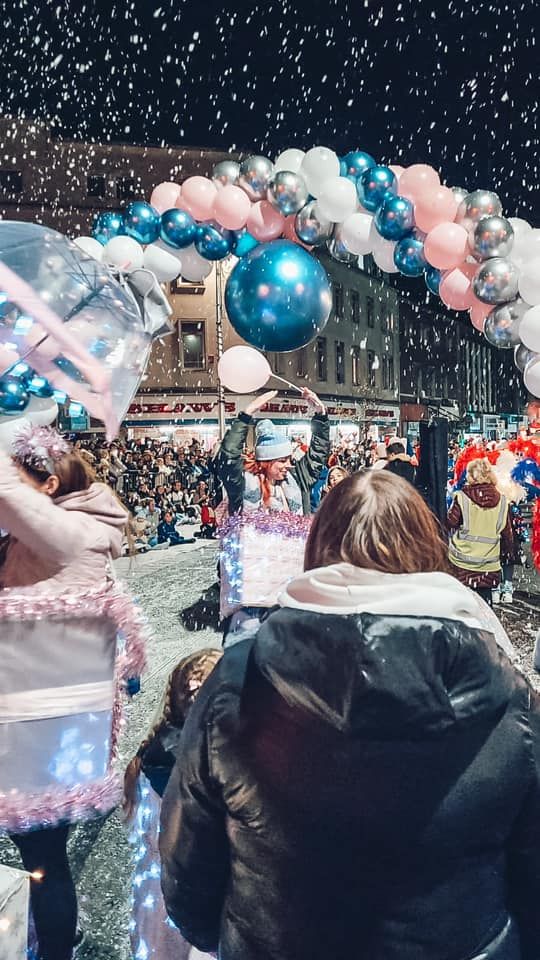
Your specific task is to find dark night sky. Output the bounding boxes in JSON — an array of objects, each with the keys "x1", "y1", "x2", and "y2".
[{"x1": 2, "y1": 0, "x2": 539, "y2": 219}]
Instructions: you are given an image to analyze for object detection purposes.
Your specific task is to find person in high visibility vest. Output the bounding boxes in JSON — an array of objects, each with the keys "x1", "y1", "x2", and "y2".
[{"x1": 447, "y1": 457, "x2": 513, "y2": 606}]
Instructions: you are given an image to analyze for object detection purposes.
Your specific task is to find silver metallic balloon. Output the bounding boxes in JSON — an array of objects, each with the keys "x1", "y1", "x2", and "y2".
[
  {"x1": 295, "y1": 199, "x2": 334, "y2": 246},
  {"x1": 472, "y1": 257, "x2": 520, "y2": 305},
  {"x1": 514, "y1": 342, "x2": 539, "y2": 372},
  {"x1": 238, "y1": 155, "x2": 274, "y2": 201},
  {"x1": 326, "y1": 230, "x2": 356, "y2": 264},
  {"x1": 470, "y1": 215, "x2": 514, "y2": 260},
  {"x1": 484, "y1": 299, "x2": 528, "y2": 350},
  {"x1": 451, "y1": 186, "x2": 468, "y2": 203},
  {"x1": 211, "y1": 160, "x2": 240, "y2": 188},
  {"x1": 266, "y1": 170, "x2": 308, "y2": 216},
  {"x1": 456, "y1": 190, "x2": 503, "y2": 231}
]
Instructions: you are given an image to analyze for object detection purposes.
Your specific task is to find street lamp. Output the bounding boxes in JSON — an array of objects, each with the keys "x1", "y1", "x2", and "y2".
[{"x1": 214, "y1": 257, "x2": 237, "y2": 440}]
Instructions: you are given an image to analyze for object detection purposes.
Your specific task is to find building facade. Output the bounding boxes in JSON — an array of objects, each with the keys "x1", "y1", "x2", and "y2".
[{"x1": 0, "y1": 118, "x2": 524, "y2": 445}]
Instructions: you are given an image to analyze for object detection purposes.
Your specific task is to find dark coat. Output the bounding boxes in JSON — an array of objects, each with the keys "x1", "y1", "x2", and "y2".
[
  {"x1": 216, "y1": 411, "x2": 330, "y2": 515},
  {"x1": 159, "y1": 608, "x2": 540, "y2": 960},
  {"x1": 384, "y1": 453, "x2": 416, "y2": 485}
]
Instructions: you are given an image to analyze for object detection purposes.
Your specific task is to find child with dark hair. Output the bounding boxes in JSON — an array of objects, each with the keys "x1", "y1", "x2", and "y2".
[{"x1": 124, "y1": 649, "x2": 222, "y2": 960}]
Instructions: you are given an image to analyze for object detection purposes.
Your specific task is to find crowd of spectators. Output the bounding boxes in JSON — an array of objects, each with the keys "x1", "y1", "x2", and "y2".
[{"x1": 73, "y1": 436, "x2": 218, "y2": 552}]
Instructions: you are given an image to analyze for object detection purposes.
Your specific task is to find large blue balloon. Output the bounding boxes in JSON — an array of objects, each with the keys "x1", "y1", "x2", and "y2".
[
  {"x1": 0, "y1": 376, "x2": 30, "y2": 414},
  {"x1": 425, "y1": 265, "x2": 442, "y2": 296},
  {"x1": 342, "y1": 150, "x2": 376, "y2": 179},
  {"x1": 225, "y1": 240, "x2": 332, "y2": 352},
  {"x1": 233, "y1": 229, "x2": 259, "y2": 257},
  {"x1": 394, "y1": 236, "x2": 427, "y2": 277},
  {"x1": 374, "y1": 195, "x2": 414, "y2": 241},
  {"x1": 92, "y1": 211, "x2": 125, "y2": 246},
  {"x1": 26, "y1": 374, "x2": 55, "y2": 398},
  {"x1": 160, "y1": 208, "x2": 197, "y2": 249},
  {"x1": 195, "y1": 220, "x2": 234, "y2": 261},
  {"x1": 123, "y1": 201, "x2": 161, "y2": 245},
  {"x1": 357, "y1": 165, "x2": 396, "y2": 212}
]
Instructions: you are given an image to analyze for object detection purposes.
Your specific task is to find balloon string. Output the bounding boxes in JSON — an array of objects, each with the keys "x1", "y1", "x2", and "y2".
[{"x1": 269, "y1": 373, "x2": 304, "y2": 395}]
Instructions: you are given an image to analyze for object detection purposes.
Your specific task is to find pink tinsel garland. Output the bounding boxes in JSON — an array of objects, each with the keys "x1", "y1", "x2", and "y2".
[
  {"x1": 0, "y1": 581, "x2": 149, "y2": 832},
  {"x1": 219, "y1": 508, "x2": 312, "y2": 542}
]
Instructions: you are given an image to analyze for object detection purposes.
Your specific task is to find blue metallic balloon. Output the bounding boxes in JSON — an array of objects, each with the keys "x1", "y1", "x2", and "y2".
[
  {"x1": 342, "y1": 150, "x2": 376, "y2": 179},
  {"x1": 232, "y1": 229, "x2": 259, "y2": 257},
  {"x1": 225, "y1": 239, "x2": 332, "y2": 351},
  {"x1": 374, "y1": 195, "x2": 414, "y2": 241},
  {"x1": 160, "y1": 208, "x2": 197, "y2": 249},
  {"x1": 26, "y1": 374, "x2": 54, "y2": 398},
  {"x1": 0, "y1": 376, "x2": 30, "y2": 414},
  {"x1": 339, "y1": 158, "x2": 348, "y2": 176},
  {"x1": 92, "y1": 211, "x2": 125, "y2": 246},
  {"x1": 425, "y1": 266, "x2": 442, "y2": 296},
  {"x1": 123, "y1": 201, "x2": 161, "y2": 245},
  {"x1": 357, "y1": 165, "x2": 396, "y2": 212},
  {"x1": 194, "y1": 220, "x2": 234, "y2": 261},
  {"x1": 393, "y1": 235, "x2": 427, "y2": 277}
]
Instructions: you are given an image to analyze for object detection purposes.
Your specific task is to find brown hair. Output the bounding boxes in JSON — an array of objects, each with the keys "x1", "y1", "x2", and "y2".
[
  {"x1": 123, "y1": 647, "x2": 222, "y2": 819},
  {"x1": 305, "y1": 471, "x2": 448, "y2": 575},
  {"x1": 19, "y1": 451, "x2": 95, "y2": 498}
]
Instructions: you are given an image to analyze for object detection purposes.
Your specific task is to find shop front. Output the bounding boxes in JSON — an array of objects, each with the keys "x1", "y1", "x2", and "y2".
[{"x1": 123, "y1": 393, "x2": 397, "y2": 449}]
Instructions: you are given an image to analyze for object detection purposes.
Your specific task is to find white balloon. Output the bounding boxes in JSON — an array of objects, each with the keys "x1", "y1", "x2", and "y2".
[
  {"x1": 512, "y1": 227, "x2": 540, "y2": 266},
  {"x1": 370, "y1": 227, "x2": 398, "y2": 274},
  {"x1": 518, "y1": 255, "x2": 540, "y2": 306},
  {"x1": 218, "y1": 345, "x2": 271, "y2": 393},
  {"x1": 315, "y1": 177, "x2": 357, "y2": 223},
  {"x1": 524, "y1": 356, "x2": 540, "y2": 398},
  {"x1": 339, "y1": 212, "x2": 374, "y2": 255},
  {"x1": 300, "y1": 146, "x2": 340, "y2": 198},
  {"x1": 73, "y1": 236, "x2": 103, "y2": 261},
  {"x1": 103, "y1": 236, "x2": 144, "y2": 272},
  {"x1": 519, "y1": 305, "x2": 540, "y2": 352},
  {"x1": 274, "y1": 148, "x2": 305, "y2": 174},
  {"x1": 143, "y1": 241, "x2": 182, "y2": 283},
  {"x1": 177, "y1": 244, "x2": 213, "y2": 283}
]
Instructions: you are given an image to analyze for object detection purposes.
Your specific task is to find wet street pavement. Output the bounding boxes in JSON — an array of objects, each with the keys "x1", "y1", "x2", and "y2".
[{"x1": 0, "y1": 541, "x2": 538, "y2": 959}]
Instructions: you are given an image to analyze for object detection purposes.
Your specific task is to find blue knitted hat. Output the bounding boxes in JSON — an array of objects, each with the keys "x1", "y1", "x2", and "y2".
[{"x1": 254, "y1": 419, "x2": 293, "y2": 461}]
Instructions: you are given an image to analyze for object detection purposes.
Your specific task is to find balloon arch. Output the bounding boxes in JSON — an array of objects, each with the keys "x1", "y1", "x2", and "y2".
[{"x1": 82, "y1": 145, "x2": 540, "y2": 402}]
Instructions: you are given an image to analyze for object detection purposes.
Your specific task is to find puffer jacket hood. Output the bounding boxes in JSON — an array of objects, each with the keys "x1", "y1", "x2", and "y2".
[
  {"x1": 252, "y1": 564, "x2": 514, "y2": 739},
  {"x1": 56, "y1": 482, "x2": 127, "y2": 558}
]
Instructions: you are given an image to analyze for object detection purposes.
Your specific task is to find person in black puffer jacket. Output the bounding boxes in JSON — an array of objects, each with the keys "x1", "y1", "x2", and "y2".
[{"x1": 160, "y1": 471, "x2": 539, "y2": 960}]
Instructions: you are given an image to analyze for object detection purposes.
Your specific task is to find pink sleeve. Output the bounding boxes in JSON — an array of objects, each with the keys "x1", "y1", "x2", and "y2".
[{"x1": 0, "y1": 450, "x2": 90, "y2": 563}]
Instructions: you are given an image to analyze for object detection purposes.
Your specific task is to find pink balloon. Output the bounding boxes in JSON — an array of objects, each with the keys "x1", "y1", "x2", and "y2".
[
  {"x1": 399, "y1": 164, "x2": 441, "y2": 202},
  {"x1": 388, "y1": 164, "x2": 405, "y2": 179},
  {"x1": 414, "y1": 185, "x2": 459, "y2": 233},
  {"x1": 247, "y1": 201, "x2": 285, "y2": 242},
  {"x1": 424, "y1": 222, "x2": 469, "y2": 270},
  {"x1": 178, "y1": 176, "x2": 218, "y2": 221},
  {"x1": 150, "y1": 181, "x2": 181, "y2": 214},
  {"x1": 469, "y1": 296, "x2": 491, "y2": 331},
  {"x1": 213, "y1": 184, "x2": 252, "y2": 231},
  {"x1": 439, "y1": 262, "x2": 476, "y2": 311},
  {"x1": 218, "y1": 345, "x2": 271, "y2": 393}
]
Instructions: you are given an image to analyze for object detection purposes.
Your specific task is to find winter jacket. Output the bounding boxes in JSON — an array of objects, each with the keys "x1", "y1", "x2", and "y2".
[
  {"x1": 159, "y1": 564, "x2": 540, "y2": 960},
  {"x1": 0, "y1": 449, "x2": 127, "y2": 594},
  {"x1": 384, "y1": 452, "x2": 415, "y2": 485},
  {"x1": 216, "y1": 412, "x2": 330, "y2": 516}
]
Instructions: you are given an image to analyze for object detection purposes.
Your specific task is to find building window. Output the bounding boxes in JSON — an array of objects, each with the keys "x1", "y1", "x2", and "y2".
[
  {"x1": 382, "y1": 357, "x2": 389, "y2": 390},
  {"x1": 368, "y1": 350, "x2": 376, "y2": 388},
  {"x1": 0, "y1": 170, "x2": 23, "y2": 194},
  {"x1": 388, "y1": 355, "x2": 395, "y2": 390},
  {"x1": 273, "y1": 352, "x2": 283, "y2": 376},
  {"x1": 180, "y1": 321, "x2": 205, "y2": 370},
  {"x1": 366, "y1": 295, "x2": 375, "y2": 328},
  {"x1": 296, "y1": 347, "x2": 307, "y2": 379},
  {"x1": 116, "y1": 176, "x2": 141, "y2": 200},
  {"x1": 335, "y1": 341, "x2": 345, "y2": 385},
  {"x1": 87, "y1": 175, "x2": 107, "y2": 198},
  {"x1": 381, "y1": 310, "x2": 389, "y2": 333},
  {"x1": 351, "y1": 290, "x2": 360, "y2": 325},
  {"x1": 352, "y1": 346, "x2": 361, "y2": 387},
  {"x1": 316, "y1": 337, "x2": 327, "y2": 382},
  {"x1": 334, "y1": 283, "x2": 344, "y2": 318}
]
